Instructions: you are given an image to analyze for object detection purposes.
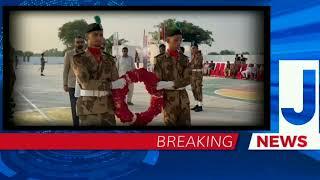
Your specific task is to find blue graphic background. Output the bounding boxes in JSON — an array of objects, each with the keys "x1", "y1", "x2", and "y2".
[{"x1": 0, "y1": 0, "x2": 320, "y2": 179}]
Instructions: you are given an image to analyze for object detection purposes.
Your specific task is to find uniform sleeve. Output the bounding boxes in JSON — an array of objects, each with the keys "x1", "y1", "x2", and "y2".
[
  {"x1": 173, "y1": 58, "x2": 191, "y2": 89},
  {"x1": 198, "y1": 54, "x2": 204, "y2": 69},
  {"x1": 71, "y1": 55, "x2": 109, "y2": 91},
  {"x1": 110, "y1": 60, "x2": 119, "y2": 81},
  {"x1": 153, "y1": 57, "x2": 162, "y2": 80},
  {"x1": 63, "y1": 52, "x2": 69, "y2": 87}
]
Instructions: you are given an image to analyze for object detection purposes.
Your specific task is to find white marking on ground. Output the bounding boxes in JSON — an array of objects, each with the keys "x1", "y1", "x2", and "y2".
[{"x1": 15, "y1": 89, "x2": 55, "y2": 125}]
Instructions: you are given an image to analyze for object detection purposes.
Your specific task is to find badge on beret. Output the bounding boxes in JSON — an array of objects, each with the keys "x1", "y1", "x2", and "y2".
[
  {"x1": 167, "y1": 22, "x2": 183, "y2": 37},
  {"x1": 86, "y1": 16, "x2": 103, "y2": 33}
]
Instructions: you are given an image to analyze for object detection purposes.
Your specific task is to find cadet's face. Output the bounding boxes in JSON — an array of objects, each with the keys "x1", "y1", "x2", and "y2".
[
  {"x1": 167, "y1": 35, "x2": 182, "y2": 50},
  {"x1": 87, "y1": 31, "x2": 104, "y2": 48},
  {"x1": 75, "y1": 38, "x2": 85, "y2": 50},
  {"x1": 122, "y1": 49, "x2": 128, "y2": 56},
  {"x1": 192, "y1": 46, "x2": 198, "y2": 54}
]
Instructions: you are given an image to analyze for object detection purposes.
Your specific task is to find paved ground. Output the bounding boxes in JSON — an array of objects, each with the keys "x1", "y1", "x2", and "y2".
[{"x1": 12, "y1": 64, "x2": 264, "y2": 127}]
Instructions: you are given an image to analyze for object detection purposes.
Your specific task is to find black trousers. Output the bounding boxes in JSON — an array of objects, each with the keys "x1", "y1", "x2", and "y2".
[{"x1": 68, "y1": 88, "x2": 79, "y2": 127}]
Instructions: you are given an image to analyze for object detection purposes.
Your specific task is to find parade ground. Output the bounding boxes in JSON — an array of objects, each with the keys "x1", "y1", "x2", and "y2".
[{"x1": 12, "y1": 64, "x2": 264, "y2": 127}]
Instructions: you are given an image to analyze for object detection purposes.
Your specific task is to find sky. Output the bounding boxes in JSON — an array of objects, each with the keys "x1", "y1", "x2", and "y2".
[{"x1": 9, "y1": 10, "x2": 264, "y2": 54}]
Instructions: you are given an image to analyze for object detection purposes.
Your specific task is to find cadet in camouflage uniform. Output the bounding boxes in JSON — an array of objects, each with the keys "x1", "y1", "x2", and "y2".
[
  {"x1": 155, "y1": 29, "x2": 191, "y2": 126},
  {"x1": 190, "y1": 43, "x2": 203, "y2": 112},
  {"x1": 71, "y1": 16, "x2": 125, "y2": 126}
]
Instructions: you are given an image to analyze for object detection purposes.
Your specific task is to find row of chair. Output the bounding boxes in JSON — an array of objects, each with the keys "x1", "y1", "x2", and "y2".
[{"x1": 208, "y1": 63, "x2": 264, "y2": 81}]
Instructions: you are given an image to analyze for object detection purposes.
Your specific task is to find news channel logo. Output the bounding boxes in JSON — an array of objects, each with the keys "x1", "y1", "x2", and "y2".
[{"x1": 249, "y1": 60, "x2": 320, "y2": 150}]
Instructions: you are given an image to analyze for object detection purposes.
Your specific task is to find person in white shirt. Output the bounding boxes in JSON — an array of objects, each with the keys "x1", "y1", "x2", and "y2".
[
  {"x1": 241, "y1": 64, "x2": 255, "y2": 79},
  {"x1": 63, "y1": 35, "x2": 85, "y2": 127},
  {"x1": 117, "y1": 47, "x2": 136, "y2": 105}
]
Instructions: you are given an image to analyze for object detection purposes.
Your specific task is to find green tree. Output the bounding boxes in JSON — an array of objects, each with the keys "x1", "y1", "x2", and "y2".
[
  {"x1": 242, "y1": 51, "x2": 250, "y2": 55},
  {"x1": 24, "y1": 51, "x2": 34, "y2": 57},
  {"x1": 24, "y1": 51, "x2": 34, "y2": 62},
  {"x1": 150, "y1": 19, "x2": 214, "y2": 46},
  {"x1": 208, "y1": 52, "x2": 219, "y2": 55},
  {"x1": 43, "y1": 48, "x2": 64, "y2": 57},
  {"x1": 58, "y1": 19, "x2": 88, "y2": 50},
  {"x1": 220, "y1": 50, "x2": 235, "y2": 55},
  {"x1": 15, "y1": 50, "x2": 24, "y2": 56}
]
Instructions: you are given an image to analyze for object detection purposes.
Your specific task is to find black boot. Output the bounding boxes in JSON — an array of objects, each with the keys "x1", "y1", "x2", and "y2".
[
  {"x1": 191, "y1": 105, "x2": 198, "y2": 110},
  {"x1": 195, "y1": 106, "x2": 203, "y2": 112}
]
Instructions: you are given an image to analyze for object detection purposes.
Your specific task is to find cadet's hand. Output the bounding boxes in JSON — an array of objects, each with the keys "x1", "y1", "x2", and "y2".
[
  {"x1": 64, "y1": 85, "x2": 69, "y2": 92},
  {"x1": 112, "y1": 78, "x2": 126, "y2": 89},
  {"x1": 156, "y1": 81, "x2": 174, "y2": 90}
]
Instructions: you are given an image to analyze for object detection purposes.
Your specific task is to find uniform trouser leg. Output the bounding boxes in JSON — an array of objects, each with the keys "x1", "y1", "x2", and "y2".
[
  {"x1": 68, "y1": 88, "x2": 79, "y2": 127},
  {"x1": 163, "y1": 90, "x2": 191, "y2": 127},
  {"x1": 191, "y1": 73, "x2": 203, "y2": 102},
  {"x1": 79, "y1": 112, "x2": 116, "y2": 126},
  {"x1": 127, "y1": 83, "x2": 134, "y2": 103}
]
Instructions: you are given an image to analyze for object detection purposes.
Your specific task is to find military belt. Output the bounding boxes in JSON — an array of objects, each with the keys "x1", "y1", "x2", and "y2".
[
  {"x1": 192, "y1": 69, "x2": 202, "y2": 72},
  {"x1": 165, "y1": 87, "x2": 186, "y2": 90},
  {"x1": 80, "y1": 90, "x2": 110, "y2": 97}
]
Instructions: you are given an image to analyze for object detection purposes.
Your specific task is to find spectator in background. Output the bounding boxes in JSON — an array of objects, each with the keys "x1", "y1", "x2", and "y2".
[
  {"x1": 208, "y1": 61, "x2": 215, "y2": 72},
  {"x1": 235, "y1": 54, "x2": 240, "y2": 63},
  {"x1": 224, "y1": 61, "x2": 231, "y2": 78},
  {"x1": 15, "y1": 55, "x2": 18, "y2": 69},
  {"x1": 251, "y1": 64, "x2": 258, "y2": 80},
  {"x1": 63, "y1": 35, "x2": 85, "y2": 127},
  {"x1": 240, "y1": 54, "x2": 247, "y2": 64},
  {"x1": 229, "y1": 63, "x2": 235, "y2": 77},
  {"x1": 241, "y1": 64, "x2": 254, "y2": 79},
  {"x1": 180, "y1": 46, "x2": 185, "y2": 54},
  {"x1": 203, "y1": 61, "x2": 210, "y2": 76},
  {"x1": 117, "y1": 47, "x2": 136, "y2": 105},
  {"x1": 233, "y1": 54, "x2": 241, "y2": 78}
]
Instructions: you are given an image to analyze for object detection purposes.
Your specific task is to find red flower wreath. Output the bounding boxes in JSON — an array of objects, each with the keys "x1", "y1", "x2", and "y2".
[{"x1": 111, "y1": 68, "x2": 163, "y2": 126}]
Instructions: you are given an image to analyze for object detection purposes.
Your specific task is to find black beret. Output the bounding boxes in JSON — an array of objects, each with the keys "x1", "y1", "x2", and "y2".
[
  {"x1": 167, "y1": 28, "x2": 182, "y2": 37},
  {"x1": 87, "y1": 23, "x2": 103, "y2": 33},
  {"x1": 87, "y1": 16, "x2": 103, "y2": 33}
]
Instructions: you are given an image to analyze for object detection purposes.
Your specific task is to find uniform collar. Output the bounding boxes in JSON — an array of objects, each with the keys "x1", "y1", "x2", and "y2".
[
  {"x1": 166, "y1": 49, "x2": 180, "y2": 60},
  {"x1": 85, "y1": 47, "x2": 105, "y2": 56},
  {"x1": 86, "y1": 47, "x2": 104, "y2": 63}
]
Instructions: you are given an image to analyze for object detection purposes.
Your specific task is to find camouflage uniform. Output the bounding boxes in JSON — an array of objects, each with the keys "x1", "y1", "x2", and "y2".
[
  {"x1": 190, "y1": 51, "x2": 203, "y2": 102},
  {"x1": 154, "y1": 52, "x2": 191, "y2": 126},
  {"x1": 71, "y1": 49, "x2": 119, "y2": 126}
]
